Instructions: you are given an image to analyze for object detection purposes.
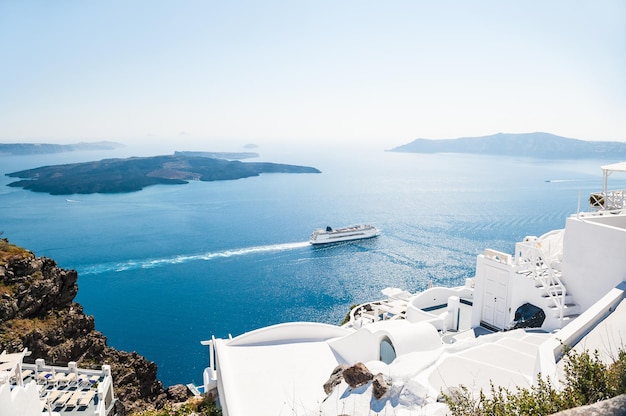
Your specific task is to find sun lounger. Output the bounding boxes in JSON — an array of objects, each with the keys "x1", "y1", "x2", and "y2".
[
  {"x1": 46, "y1": 390, "x2": 60, "y2": 403},
  {"x1": 78, "y1": 374, "x2": 98, "y2": 388},
  {"x1": 36, "y1": 372, "x2": 53, "y2": 384},
  {"x1": 60, "y1": 372, "x2": 77, "y2": 385},
  {"x1": 51, "y1": 372, "x2": 68, "y2": 385},
  {"x1": 21, "y1": 369, "x2": 33, "y2": 381},
  {"x1": 78, "y1": 390, "x2": 96, "y2": 407},
  {"x1": 46, "y1": 390, "x2": 63, "y2": 404},
  {"x1": 65, "y1": 390, "x2": 82, "y2": 408},
  {"x1": 53, "y1": 391, "x2": 73, "y2": 407}
]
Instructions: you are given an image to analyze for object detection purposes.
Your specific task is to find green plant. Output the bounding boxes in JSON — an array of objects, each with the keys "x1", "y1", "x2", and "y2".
[
  {"x1": 341, "y1": 304, "x2": 360, "y2": 325},
  {"x1": 130, "y1": 394, "x2": 221, "y2": 416},
  {"x1": 607, "y1": 349, "x2": 626, "y2": 396},
  {"x1": 561, "y1": 348, "x2": 611, "y2": 406},
  {"x1": 196, "y1": 394, "x2": 222, "y2": 416},
  {"x1": 444, "y1": 346, "x2": 626, "y2": 416}
]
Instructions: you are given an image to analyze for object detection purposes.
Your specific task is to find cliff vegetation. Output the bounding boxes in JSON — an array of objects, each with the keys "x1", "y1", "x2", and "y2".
[{"x1": 0, "y1": 237, "x2": 171, "y2": 414}]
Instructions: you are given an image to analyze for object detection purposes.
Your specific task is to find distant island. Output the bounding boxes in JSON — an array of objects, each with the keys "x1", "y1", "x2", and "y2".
[
  {"x1": 6, "y1": 153, "x2": 321, "y2": 195},
  {"x1": 388, "y1": 132, "x2": 626, "y2": 159},
  {"x1": 0, "y1": 141, "x2": 124, "y2": 155}
]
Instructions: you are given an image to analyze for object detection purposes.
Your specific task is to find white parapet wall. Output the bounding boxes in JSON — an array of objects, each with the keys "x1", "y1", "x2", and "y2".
[
  {"x1": 562, "y1": 214, "x2": 626, "y2": 311},
  {"x1": 534, "y1": 281, "x2": 626, "y2": 384}
]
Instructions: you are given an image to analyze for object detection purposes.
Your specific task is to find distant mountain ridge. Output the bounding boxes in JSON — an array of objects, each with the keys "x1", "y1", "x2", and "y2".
[
  {"x1": 388, "y1": 132, "x2": 626, "y2": 159},
  {"x1": 0, "y1": 141, "x2": 123, "y2": 155}
]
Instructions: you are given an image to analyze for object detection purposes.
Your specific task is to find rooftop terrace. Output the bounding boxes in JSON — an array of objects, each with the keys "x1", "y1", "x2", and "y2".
[{"x1": 0, "y1": 350, "x2": 116, "y2": 416}]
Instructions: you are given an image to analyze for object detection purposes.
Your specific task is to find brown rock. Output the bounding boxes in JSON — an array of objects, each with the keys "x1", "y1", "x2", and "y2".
[
  {"x1": 323, "y1": 364, "x2": 349, "y2": 394},
  {"x1": 372, "y1": 373, "x2": 390, "y2": 400},
  {"x1": 343, "y1": 362, "x2": 373, "y2": 389},
  {"x1": 167, "y1": 384, "x2": 191, "y2": 403}
]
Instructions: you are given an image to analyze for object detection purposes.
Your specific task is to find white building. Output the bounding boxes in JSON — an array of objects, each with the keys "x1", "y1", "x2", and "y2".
[
  {"x1": 201, "y1": 162, "x2": 626, "y2": 416},
  {"x1": 0, "y1": 349, "x2": 116, "y2": 416}
]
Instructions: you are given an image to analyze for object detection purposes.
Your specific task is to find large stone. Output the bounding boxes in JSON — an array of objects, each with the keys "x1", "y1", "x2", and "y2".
[
  {"x1": 550, "y1": 394, "x2": 626, "y2": 416},
  {"x1": 342, "y1": 362, "x2": 373, "y2": 389},
  {"x1": 323, "y1": 364, "x2": 349, "y2": 394},
  {"x1": 166, "y1": 384, "x2": 191, "y2": 403},
  {"x1": 372, "y1": 373, "x2": 390, "y2": 400}
]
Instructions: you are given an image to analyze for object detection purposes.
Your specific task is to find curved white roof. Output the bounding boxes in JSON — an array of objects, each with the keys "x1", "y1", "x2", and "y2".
[{"x1": 227, "y1": 322, "x2": 352, "y2": 346}]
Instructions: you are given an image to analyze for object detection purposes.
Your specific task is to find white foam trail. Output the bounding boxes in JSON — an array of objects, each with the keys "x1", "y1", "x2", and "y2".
[
  {"x1": 79, "y1": 241, "x2": 310, "y2": 275},
  {"x1": 544, "y1": 179, "x2": 582, "y2": 183}
]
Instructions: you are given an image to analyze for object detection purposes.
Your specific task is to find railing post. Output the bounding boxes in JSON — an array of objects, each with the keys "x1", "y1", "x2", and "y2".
[
  {"x1": 210, "y1": 335, "x2": 217, "y2": 378},
  {"x1": 518, "y1": 241, "x2": 566, "y2": 324}
]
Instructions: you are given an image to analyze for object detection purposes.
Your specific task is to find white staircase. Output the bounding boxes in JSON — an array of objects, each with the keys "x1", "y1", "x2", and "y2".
[{"x1": 515, "y1": 232, "x2": 580, "y2": 328}]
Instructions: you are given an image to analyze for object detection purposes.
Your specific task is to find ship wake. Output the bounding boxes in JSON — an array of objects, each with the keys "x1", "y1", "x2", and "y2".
[{"x1": 79, "y1": 241, "x2": 310, "y2": 274}]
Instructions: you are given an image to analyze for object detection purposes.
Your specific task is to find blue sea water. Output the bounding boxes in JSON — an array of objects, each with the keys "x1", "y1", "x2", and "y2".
[{"x1": 0, "y1": 145, "x2": 621, "y2": 387}]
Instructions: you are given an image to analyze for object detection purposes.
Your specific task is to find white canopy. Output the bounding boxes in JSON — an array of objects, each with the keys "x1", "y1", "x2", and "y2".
[
  {"x1": 601, "y1": 162, "x2": 626, "y2": 173},
  {"x1": 600, "y1": 162, "x2": 626, "y2": 194}
]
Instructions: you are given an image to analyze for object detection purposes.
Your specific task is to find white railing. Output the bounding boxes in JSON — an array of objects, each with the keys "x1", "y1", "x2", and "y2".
[
  {"x1": 515, "y1": 241, "x2": 566, "y2": 321},
  {"x1": 589, "y1": 190, "x2": 626, "y2": 211},
  {"x1": 484, "y1": 249, "x2": 512, "y2": 265}
]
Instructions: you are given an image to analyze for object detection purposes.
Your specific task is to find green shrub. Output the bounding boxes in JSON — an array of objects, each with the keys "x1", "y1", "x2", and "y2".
[
  {"x1": 607, "y1": 349, "x2": 626, "y2": 396},
  {"x1": 341, "y1": 304, "x2": 360, "y2": 325},
  {"x1": 561, "y1": 348, "x2": 611, "y2": 406},
  {"x1": 130, "y1": 394, "x2": 221, "y2": 416},
  {"x1": 444, "y1": 346, "x2": 626, "y2": 416}
]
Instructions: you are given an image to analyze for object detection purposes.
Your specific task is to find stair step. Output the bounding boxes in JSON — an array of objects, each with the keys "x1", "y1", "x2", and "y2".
[
  {"x1": 555, "y1": 311, "x2": 580, "y2": 319},
  {"x1": 541, "y1": 290, "x2": 565, "y2": 297},
  {"x1": 535, "y1": 283, "x2": 563, "y2": 289},
  {"x1": 541, "y1": 294, "x2": 573, "y2": 303},
  {"x1": 549, "y1": 303, "x2": 580, "y2": 317},
  {"x1": 556, "y1": 314, "x2": 580, "y2": 328},
  {"x1": 549, "y1": 303, "x2": 577, "y2": 309}
]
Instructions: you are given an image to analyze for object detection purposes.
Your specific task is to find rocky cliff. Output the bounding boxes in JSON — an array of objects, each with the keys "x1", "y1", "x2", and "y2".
[{"x1": 0, "y1": 238, "x2": 167, "y2": 414}]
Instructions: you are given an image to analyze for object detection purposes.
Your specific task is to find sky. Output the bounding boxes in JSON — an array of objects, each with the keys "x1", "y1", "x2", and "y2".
[{"x1": 0, "y1": 1, "x2": 625, "y2": 149}]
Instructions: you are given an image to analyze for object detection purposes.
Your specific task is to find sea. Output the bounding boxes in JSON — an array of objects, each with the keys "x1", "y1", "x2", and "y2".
[{"x1": 0, "y1": 142, "x2": 622, "y2": 387}]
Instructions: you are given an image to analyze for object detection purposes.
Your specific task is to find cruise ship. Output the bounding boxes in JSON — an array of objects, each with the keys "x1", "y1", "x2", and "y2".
[
  {"x1": 200, "y1": 162, "x2": 626, "y2": 416},
  {"x1": 309, "y1": 224, "x2": 380, "y2": 245}
]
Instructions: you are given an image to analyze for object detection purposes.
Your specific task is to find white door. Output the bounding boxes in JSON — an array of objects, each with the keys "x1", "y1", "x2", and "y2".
[{"x1": 481, "y1": 266, "x2": 509, "y2": 329}]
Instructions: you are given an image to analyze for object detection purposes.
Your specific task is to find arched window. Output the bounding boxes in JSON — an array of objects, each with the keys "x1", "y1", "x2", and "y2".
[{"x1": 379, "y1": 336, "x2": 396, "y2": 364}]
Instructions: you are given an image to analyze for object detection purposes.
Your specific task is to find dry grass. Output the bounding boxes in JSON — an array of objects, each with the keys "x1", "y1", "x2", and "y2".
[
  {"x1": 0, "y1": 282, "x2": 14, "y2": 295},
  {"x1": 0, "y1": 315, "x2": 60, "y2": 343},
  {"x1": 0, "y1": 238, "x2": 32, "y2": 265}
]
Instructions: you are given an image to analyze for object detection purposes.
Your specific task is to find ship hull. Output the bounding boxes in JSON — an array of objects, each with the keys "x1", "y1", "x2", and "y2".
[{"x1": 309, "y1": 225, "x2": 380, "y2": 245}]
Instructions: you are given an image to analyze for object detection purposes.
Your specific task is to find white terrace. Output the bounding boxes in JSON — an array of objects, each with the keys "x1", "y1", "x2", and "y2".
[
  {"x1": 589, "y1": 162, "x2": 626, "y2": 211},
  {"x1": 0, "y1": 349, "x2": 116, "y2": 416}
]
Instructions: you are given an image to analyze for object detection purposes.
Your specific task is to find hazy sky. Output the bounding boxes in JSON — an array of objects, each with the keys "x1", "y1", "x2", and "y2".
[{"x1": 1, "y1": 1, "x2": 625, "y2": 147}]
